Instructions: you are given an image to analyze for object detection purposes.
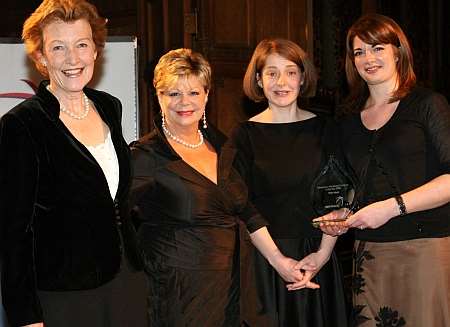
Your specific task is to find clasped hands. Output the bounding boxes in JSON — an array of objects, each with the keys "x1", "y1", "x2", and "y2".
[{"x1": 271, "y1": 250, "x2": 333, "y2": 291}]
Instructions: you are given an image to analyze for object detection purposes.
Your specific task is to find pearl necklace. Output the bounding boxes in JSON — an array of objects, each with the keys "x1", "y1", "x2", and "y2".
[
  {"x1": 46, "y1": 85, "x2": 90, "y2": 120},
  {"x1": 161, "y1": 116, "x2": 204, "y2": 149}
]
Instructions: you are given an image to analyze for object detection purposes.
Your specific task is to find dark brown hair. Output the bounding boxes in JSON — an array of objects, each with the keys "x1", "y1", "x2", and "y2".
[{"x1": 344, "y1": 13, "x2": 416, "y2": 113}]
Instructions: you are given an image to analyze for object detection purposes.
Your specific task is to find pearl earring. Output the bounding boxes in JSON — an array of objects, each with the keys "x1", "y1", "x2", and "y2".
[{"x1": 202, "y1": 110, "x2": 207, "y2": 129}]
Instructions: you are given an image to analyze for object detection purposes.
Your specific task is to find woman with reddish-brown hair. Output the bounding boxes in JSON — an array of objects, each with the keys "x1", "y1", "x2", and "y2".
[
  {"x1": 0, "y1": 1, "x2": 147, "y2": 326},
  {"x1": 316, "y1": 14, "x2": 450, "y2": 326},
  {"x1": 231, "y1": 38, "x2": 349, "y2": 326}
]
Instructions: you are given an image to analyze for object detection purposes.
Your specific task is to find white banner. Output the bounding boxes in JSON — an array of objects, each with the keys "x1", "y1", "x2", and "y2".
[{"x1": 0, "y1": 36, "x2": 139, "y2": 142}]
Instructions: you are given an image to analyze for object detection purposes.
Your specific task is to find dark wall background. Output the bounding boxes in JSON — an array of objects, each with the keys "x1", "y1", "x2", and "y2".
[
  {"x1": 2, "y1": 0, "x2": 448, "y2": 133},
  {"x1": 311, "y1": 0, "x2": 449, "y2": 113}
]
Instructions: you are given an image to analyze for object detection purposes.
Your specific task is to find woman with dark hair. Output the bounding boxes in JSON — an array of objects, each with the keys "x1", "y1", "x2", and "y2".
[
  {"x1": 315, "y1": 14, "x2": 450, "y2": 326},
  {"x1": 231, "y1": 38, "x2": 349, "y2": 327},
  {"x1": 0, "y1": 1, "x2": 147, "y2": 326}
]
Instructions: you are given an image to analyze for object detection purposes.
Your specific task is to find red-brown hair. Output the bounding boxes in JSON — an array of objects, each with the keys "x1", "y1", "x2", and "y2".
[
  {"x1": 22, "y1": 0, "x2": 107, "y2": 77},
  {"x1": 243, "y1": 38, "x2": 317, "y2": 102}
]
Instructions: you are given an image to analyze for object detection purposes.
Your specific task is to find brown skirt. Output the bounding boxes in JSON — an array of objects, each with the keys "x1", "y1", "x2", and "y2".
[{"x1": 353, "y1": 237, "x2": 450, "y2": 327}]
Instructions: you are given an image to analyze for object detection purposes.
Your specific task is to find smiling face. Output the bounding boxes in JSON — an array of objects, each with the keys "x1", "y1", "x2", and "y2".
[
  {"x1": 258, "y1": 53, "x2": 302, "y2": 110},
  {"x1": 38, "y1": 19, "x2": 97, "y2": 97},
  {"x1": 352, "y1": 36, "x2": 398, "y2": 88},
  {"x1": 158, "y1": 75, "x2": 208, "y2": 132}
]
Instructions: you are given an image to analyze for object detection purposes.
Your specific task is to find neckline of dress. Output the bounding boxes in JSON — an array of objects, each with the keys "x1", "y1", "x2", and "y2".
[
  {"x1": 358, "y1": 100, "x2": 402, "y2": 133},
  {"x1": 247, "y1": 115, "x2": 318, "y2": 125}
]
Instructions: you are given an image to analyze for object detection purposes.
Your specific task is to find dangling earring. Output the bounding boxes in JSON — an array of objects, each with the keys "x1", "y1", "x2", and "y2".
[{"x1": 202, "y1": 110, "x2": 207, "y2": 129}]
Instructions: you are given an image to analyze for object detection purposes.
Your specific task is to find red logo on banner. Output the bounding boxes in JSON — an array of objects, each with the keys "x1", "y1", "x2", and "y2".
[{"x1": 0, "y1": 79, "x2": 37, "y2": 99}]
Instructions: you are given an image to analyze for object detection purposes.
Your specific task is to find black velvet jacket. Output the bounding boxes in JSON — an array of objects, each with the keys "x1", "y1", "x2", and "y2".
[{"x1": 0, "y1": 81, "x2": 142, "y2": 327}]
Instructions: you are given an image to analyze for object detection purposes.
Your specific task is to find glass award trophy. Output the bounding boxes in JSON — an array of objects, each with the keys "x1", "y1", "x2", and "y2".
[{"x1": 311, "y1": 155, "x2": 357, "y2": 228}]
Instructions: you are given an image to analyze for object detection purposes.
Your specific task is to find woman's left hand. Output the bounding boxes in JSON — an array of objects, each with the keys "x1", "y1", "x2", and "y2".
[
  {"x1": 286, "y1": 251, "x2": 330, "y2": 291},
  {"x1": 345, "y1": 198, "x2": 395, "y2": 230},
  {"x1": 286, "y1": 269, "x2": 320, "y2": 290},
  {"x1": 271, "y1": 254, "x2": 312, "y2": 283}
]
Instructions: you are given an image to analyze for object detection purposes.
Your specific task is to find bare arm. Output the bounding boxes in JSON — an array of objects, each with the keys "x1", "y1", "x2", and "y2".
[
  {"x1": 402, "y1": 174, "x2": 450, "y2": 213},
  {"x1": 249, "y1": 227, "x2": 320, "y2": 289},
  {"x1": 316, "y1": 233, "x2": 338, "y2": 261},
  {"x1": 287, "y1": 233, "x2": 337, "y2": 291},
  {"x1": 346, "y1": 174, "x2": 450, "y2": 229}
]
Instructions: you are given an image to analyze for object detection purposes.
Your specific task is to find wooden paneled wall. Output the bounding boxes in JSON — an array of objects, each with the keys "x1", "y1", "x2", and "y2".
[
  {"x1": 2, "y1": 0, "x2": 448, "y2": 133},
  {"x1": 192, "y1": 0, "x2": 312, "y2": 135}
]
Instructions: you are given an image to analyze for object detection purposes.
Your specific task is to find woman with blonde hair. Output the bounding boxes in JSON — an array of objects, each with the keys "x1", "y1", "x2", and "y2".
[{"x1": 130, "y1": 48, "x2": 316, "y2": 326}]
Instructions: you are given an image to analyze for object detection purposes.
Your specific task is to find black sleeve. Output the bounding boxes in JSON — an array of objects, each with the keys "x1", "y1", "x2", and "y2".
[
  {"x1": 129, "y1": 142, "x2": 157, "y2": 228},
  {"x1": 229, "y1": 124, "x2": 254, "y2": 187},
  {"x1": 237, "y1": 200, "x2": 268, "y2": 233},
  {"x1": 423, "y1": 92, "x2": 450, "y2": 173},
  {"x1": 0, "y1": 114, "x2": 43, "y2": 326},
  {"x1": 228, "y1": 124, "x2": 268, "y2": 232},
  {"x1": 110, "y1": 94, "x2": 123, "y2": 125}
]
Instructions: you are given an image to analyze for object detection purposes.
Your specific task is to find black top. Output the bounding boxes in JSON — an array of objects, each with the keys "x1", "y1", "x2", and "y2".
[
  {"x1": 230, "y1": 116, "x2": 350, "y2": 327},
  {"x1": 340, "y1": 87, "x2": 450, "y2": 242},
  {"x1": 130, "y1": 120, "x2": 267, "y2": 269},
  {"x1": 129, "y1": 120, "x2": 268, "y2": 325},
  {"x1": 231, "y1": 116, "x2": 330, "y2": 239},
  {"x1": 0, "y1": 81, "x2": 141, "y2": 327}
]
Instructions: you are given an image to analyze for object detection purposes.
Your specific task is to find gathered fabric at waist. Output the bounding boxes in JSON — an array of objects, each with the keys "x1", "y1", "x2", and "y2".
[{"x1": 139, "y1": 225, "x2": 237, "y2": 270}]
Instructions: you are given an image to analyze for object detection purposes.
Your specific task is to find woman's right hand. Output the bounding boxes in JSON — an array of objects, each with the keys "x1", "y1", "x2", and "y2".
[
  {"x1": 270, "y1": 251, "x2": 320, "y2": 289},
  {"x1": 312, "y1": 208, "x2": 350, "y2": 236},
  {"x1": 271, "y1": 254, "x2": 309, "y2": 283},
  {"x1": 249, "y1": 226, "x2": 319, "y2": 288}
]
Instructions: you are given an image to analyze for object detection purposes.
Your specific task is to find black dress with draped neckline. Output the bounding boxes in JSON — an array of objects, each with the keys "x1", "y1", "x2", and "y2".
[{"x1": 130, "y1": 121, "x2": 267, "y2": 326}]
